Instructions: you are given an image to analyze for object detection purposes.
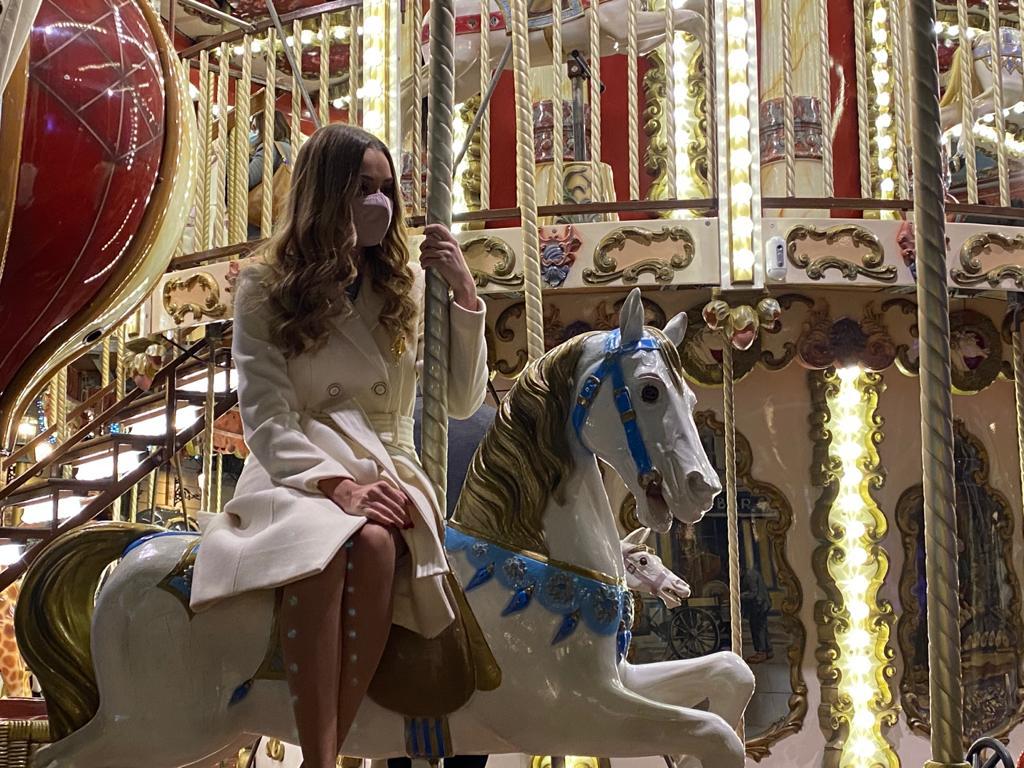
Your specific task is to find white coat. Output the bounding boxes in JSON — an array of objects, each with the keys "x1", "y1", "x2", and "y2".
[{"x1": 189, "y1": 263, "x2": 488, "y2": 639}]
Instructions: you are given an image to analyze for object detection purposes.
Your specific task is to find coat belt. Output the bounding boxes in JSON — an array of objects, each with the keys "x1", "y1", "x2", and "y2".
[{"x1": 308, "y1": 410, "x2": 416, "y2": 455}]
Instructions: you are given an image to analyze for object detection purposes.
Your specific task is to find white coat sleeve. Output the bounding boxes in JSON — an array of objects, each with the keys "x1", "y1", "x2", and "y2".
[
  {"x1": 414, "y1": 267, "x2": 489, "y2": 420},
  {"x1": 232, "y1": 271, "x2": 355, "y2": 493}
]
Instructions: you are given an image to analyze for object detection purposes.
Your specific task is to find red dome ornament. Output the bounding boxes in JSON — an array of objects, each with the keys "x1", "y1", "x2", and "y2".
[{"x1": 0, "y1": 0, "x2": 196, "y2": 448}]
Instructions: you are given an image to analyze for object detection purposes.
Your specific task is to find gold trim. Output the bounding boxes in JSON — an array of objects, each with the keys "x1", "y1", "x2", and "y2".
[
  {"x1": 0, "y1": 43, "x2": 29, "y2": 285},
  {"x1": 464, "y1": 236, "x2": 524, "y2": 288},
  {"x1": 265, "y1": 738, "x2": 286, "y2": 762},
  {"x1": 809, "y1": 369, "x2": 898, "y2": 768},
  {"x1": 0, "y1": 0, "x2": 197, "y2": 449},
  {"x1": 162, "y1": 272, "x2": 228, "y2": 325},
  {"x1": 895, "y1": 421, "x2": 1024, "y2": 744},
  {"x1": 952, "y1": 232, "x2": 1024, "y2": 288},
  {"x1": 447, "y1": 520, "x2": 623, "y2": 587},
  {"x1": 643, "y1": 42, "x2": 710, "y2": 206},
  {"x1": 583, "y1": 226, "x2": 695, "y2": 285},
  {"x1": 694, "y1": 412, "x2": 808, "y2": 759},
  {"x1": 785, "y1": 225, "x2": 897, "y2": 283}
]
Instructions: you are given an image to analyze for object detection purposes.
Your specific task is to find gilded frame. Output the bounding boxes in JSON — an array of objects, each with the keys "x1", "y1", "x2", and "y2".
[
  {"x1": 895, "y1": 420, "x2": 1024, "y2": 744},
  {"x1": 692, "y1": 411, "x2": 808, "y2": 760}
]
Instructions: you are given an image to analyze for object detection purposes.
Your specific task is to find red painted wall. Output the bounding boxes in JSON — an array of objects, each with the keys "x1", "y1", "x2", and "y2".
[{"x1": 486, "y1": 54, "x2": 657, "y2": 227}]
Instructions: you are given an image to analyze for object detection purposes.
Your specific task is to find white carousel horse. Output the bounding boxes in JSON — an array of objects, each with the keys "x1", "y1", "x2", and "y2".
[
  {"x1": 940, "y1": 26, "x2": 1024, "y2": 132},
  {"x1": 16, "y1": 290, "x2": 752, "y2": 768},
  {"x1": 403, "y1": 0, "x2": 705, "y2": 124},
  {"x1": 621, "y1": 527, "x2": 690, "y2": 610},
  {"x1": 250, "y1": 535, "x2": 695, "y2": 768}
]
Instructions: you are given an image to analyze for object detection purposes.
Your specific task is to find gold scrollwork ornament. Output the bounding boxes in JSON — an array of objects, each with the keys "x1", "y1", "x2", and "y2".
[
  {"x1": 583, "y1": 226, "x2": 695, "y2": 285},
  {"x1": 162, "y1": 272, "x2": 227, "y2": 325},
  {"x1": 786, "y1": 225, "x2": 897, "y2": 283},
  {"x1": 463, "y1": 236, "x2": 523, "y2": 288},
  {"x1": 952, "y1": 232, "x2": 1024, "y2": 288}
]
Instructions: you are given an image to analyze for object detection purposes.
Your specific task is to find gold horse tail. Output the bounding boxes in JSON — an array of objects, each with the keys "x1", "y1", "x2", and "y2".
[{"x1": 15, "y1": 522, "x2": 159, "y2": 742}]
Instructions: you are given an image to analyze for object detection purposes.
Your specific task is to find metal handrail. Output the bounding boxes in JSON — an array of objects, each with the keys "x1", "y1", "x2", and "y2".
[
  {"x1": 0, "y1": 337, "x2": 221, "y2": 503},
  {"x1": 0, "y1": 387, "x2": 239, "y2": 592},
  {"x1": 177, "y1": 0, "x2": 362, "y2": 58},
  {"x1": 5, "y1": 382, "x2": 117, "y2": 468}
]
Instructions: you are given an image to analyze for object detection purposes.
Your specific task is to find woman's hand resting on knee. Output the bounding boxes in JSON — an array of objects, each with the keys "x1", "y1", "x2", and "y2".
[{"x1": 318, "y1": 478, "x2": 413, "y2": 529}]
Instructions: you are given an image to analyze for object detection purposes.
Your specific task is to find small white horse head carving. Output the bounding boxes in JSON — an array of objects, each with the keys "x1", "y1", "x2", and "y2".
[
  {"x1": 621, "y1": 527, "x2": 691, "y2": 609},
  {"x1": 577, "y1": 289, "x2": 721, "y2": 532}
]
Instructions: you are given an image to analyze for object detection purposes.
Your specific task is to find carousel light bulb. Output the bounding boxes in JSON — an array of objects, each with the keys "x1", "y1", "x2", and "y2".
[
  {"x1": 879, "y1": 177, "x2": 896, "y2": 194},
  {"x1": 34, "y1": 442, "x2": 53, "y2": 462},
  {"x1": 853, "y1": 709, "x2": 875, "y2": 730},
  {"x1": 17, "y1": 421, "x2": 35, "y2": 438},
  {"x1": 727, "y1": 17, "x2": 749, "y2": 36},
  {"x1": 300, "y1": 29, "x2": 314, "y2": 45}
]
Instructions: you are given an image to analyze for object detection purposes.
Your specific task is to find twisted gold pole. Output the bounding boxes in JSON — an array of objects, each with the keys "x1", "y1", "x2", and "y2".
[
  {"x1": 510, "y1": 0, "x2": 544, "y2": 361},
  {"x1": 552, "y1": 0, "x2": 565, "y2": 202},
  {"x1": 909, "y1": 0, "x2": 967, "y2": 760},
  {"x1": 987, "y1": 0, "x2": 1010, "y2": 206},
  {"x1": 704, "y1": 0, "x2": 716, "y2": 194},
  {"x1": 421, "y1": 0, "x2": 457, "y2": 508},
  {"x1": 956, "y1": 0, "x2": 978, "y2": 203},
  {"x1": 781, "y1": 0, "x2": 796, "y2": 196},
  {"x1": 319, "y1": 14, "x2": 331, "y2": 127},
  {"x1": 853, "y1": 0, "x2": 871, "y2": 197},
  {"x1": 411, "y1": 1, "x2": 424, "y2": 215},
  {"x1": 627, "y1": 0, "x2": 639, "y2": 200},
  {"x1": 230, "y1": 37, "x2": 254, "y2": 245},
  {"x1": 291, "y1": 21, "x2": 303, "y2": 164},
  {"x1": 197, "y1": 50, "x2": 213, "y2": 249},
  {"x1": 1013, "y1": 305, "x2": 1024, "y2": 535},
  {"x1": 261, "y1": 28, "x2": 277, "y2": 238},
  {"x1": 891, "y1": 0, "x2": 910, "y2": 200},
  {"x1": 588, "y1": 4, "x2": 602, "y2": 201},
  {"x1": 349, "y1": 8, "x2": 361, "y2": 125},
  {"x1": 213, "y1": 43, "x2": 231, "y2": 248},
  {"x1": 816, "y1": 0, "x2": 833, "y2": 196},
  {"x1": 722, "y1": 342, "x2": 744, "y2": 742},
  {"x1": 116, "y1": 324, "x2": 127, "y2": 401},
  {"x1": 100, "y1": 336, "x2": 110, "y2": 389},
  {"x1": 478, "y1": 0, "x2": 491, "y2": 212},
  {"x1": 664, "y1": 0, "x2": 677, "y2": 199}
]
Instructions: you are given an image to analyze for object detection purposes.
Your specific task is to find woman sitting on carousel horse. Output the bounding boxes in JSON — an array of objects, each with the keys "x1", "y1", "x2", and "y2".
[{"x1": 189, "y1": 123, "x2": 488, "y2": 768}]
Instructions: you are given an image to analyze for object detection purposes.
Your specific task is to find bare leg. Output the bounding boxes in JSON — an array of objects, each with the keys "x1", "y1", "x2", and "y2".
[
  {"x1": 281, "y1": 549, "x2": 348, "y2": 768},
  {"x1": 336, "y1": 523, "x2": 402, "y2": 748}
]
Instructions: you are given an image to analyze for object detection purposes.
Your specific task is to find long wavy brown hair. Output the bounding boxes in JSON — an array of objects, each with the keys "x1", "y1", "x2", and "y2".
[{"x1": 255, "y1": 123, "x2": 416, "y2": 358}]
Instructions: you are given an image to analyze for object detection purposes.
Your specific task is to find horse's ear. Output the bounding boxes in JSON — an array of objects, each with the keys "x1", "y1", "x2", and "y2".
[
  {"x1": 663, "y1": 312, "x2": 688, "y2": 348},
  {"x1": 620, "y1": 288, "x2": 644, "y2": 344},
  {"x1": 623, "y1": 527, "x2": 646, "y2": 546}
]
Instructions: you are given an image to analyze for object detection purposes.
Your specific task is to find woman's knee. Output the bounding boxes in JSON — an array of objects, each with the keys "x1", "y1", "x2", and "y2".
[{"x1": 351, "y1": 522, "x2": 399, "y2": 560}]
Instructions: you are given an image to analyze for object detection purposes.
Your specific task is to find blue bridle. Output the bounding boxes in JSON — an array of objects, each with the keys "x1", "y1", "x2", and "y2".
[{"x1": 571, "y1": 329, "x2": 662, "y2": 491}]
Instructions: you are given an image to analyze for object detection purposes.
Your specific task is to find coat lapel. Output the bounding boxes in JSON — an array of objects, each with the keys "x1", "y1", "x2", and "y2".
[{"x1": 334, "y1": 286, "x2": 387, "y2": 378}]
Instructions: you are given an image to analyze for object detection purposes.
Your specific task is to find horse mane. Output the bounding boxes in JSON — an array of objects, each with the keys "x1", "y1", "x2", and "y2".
[
  {"x1": 452, "y1": 327, "x2": 687, "y2": 556},
  {"x1": 452, "y1": 332, "x2": 595, "y2": 555}
]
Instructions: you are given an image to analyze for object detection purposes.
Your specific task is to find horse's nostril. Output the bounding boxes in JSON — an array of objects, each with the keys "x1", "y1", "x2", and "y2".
[{"x1": 687, "y1": 471, "x2": 719, "y2": 498}]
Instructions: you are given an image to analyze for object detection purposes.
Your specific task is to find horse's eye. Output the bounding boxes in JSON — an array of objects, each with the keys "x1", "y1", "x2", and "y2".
[
  {"x1": 639, "y1": 557, "x2": 648, "y2": 566},
  {"x1": 641, "y1": 384, "x2": 660, "y2": 403}
]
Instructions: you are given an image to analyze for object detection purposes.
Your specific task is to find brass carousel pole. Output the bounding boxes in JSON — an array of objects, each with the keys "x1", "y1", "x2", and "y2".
[
  {"x1": 908, "y1": 0, "x2": 968, "y2": 763},
  {"x1": 420, "y1": 0, "x2": 457, "y2": 507}
]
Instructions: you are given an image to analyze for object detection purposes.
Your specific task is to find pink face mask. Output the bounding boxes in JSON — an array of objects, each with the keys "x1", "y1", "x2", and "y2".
[{"x1": 353, "y1": 191, "x2": 393, "y2": 247}]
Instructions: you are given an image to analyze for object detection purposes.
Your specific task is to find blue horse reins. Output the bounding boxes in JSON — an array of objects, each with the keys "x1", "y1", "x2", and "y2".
[{"x1": 571, "y1": 329, "x2": 662, "y2": 491}]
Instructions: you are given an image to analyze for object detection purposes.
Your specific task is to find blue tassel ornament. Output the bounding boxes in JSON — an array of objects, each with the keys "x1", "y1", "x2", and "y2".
[
  {"x1": 465, "y1": 563, "x2": 495, "y2": 591},
  {"x1": 552, "y1": 611, "x2": 580, "y2": 645},
  {"x1": 501, "y1": 585, "x2": 534, "y2": 616}
]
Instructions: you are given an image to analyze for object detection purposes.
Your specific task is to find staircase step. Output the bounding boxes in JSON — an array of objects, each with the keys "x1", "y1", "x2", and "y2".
[{"x1": 0, "y1": 479, "x2": 109, "y2": 508}]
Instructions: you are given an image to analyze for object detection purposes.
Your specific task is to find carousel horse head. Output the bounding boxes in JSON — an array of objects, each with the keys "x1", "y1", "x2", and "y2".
[
  {"x1": 621, "y1": 527, "x2": 691, "y2": 608},
  {"x1": 574, "y1": 289, "x2": 720, "y2": 531},
  {"x1": 455, "y1": 288, "x2": 719, "y2": 558}
]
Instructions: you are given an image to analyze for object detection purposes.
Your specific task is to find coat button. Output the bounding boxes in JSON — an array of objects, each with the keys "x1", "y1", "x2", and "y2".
[
  {"x1": 327, "y1": 383, "x2": 341, "y2": 397},
  {"x1": 372, "y1": 381, "x2": 388, "y2": 396}
]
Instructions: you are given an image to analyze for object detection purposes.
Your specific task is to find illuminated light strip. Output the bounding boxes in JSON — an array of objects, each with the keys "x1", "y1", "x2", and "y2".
[
  {"x1": 714, "y1": 0, "x2": 761, "y2": 284},
  {"x1": 452, "y1": 102, "x2": 470, "y2": 233},
  {"x1": 868, "y1": 0, "x2": 898, "y2": 213},
  {"x1": 818, "y1": 366, "x2": 898, "y2": 768},
  {"x1": 361, "y1": 0, "x2": 398, "y2": 148},
  {"x1": 671, "y1": 29, "x2": 703, "y2": 211}
]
